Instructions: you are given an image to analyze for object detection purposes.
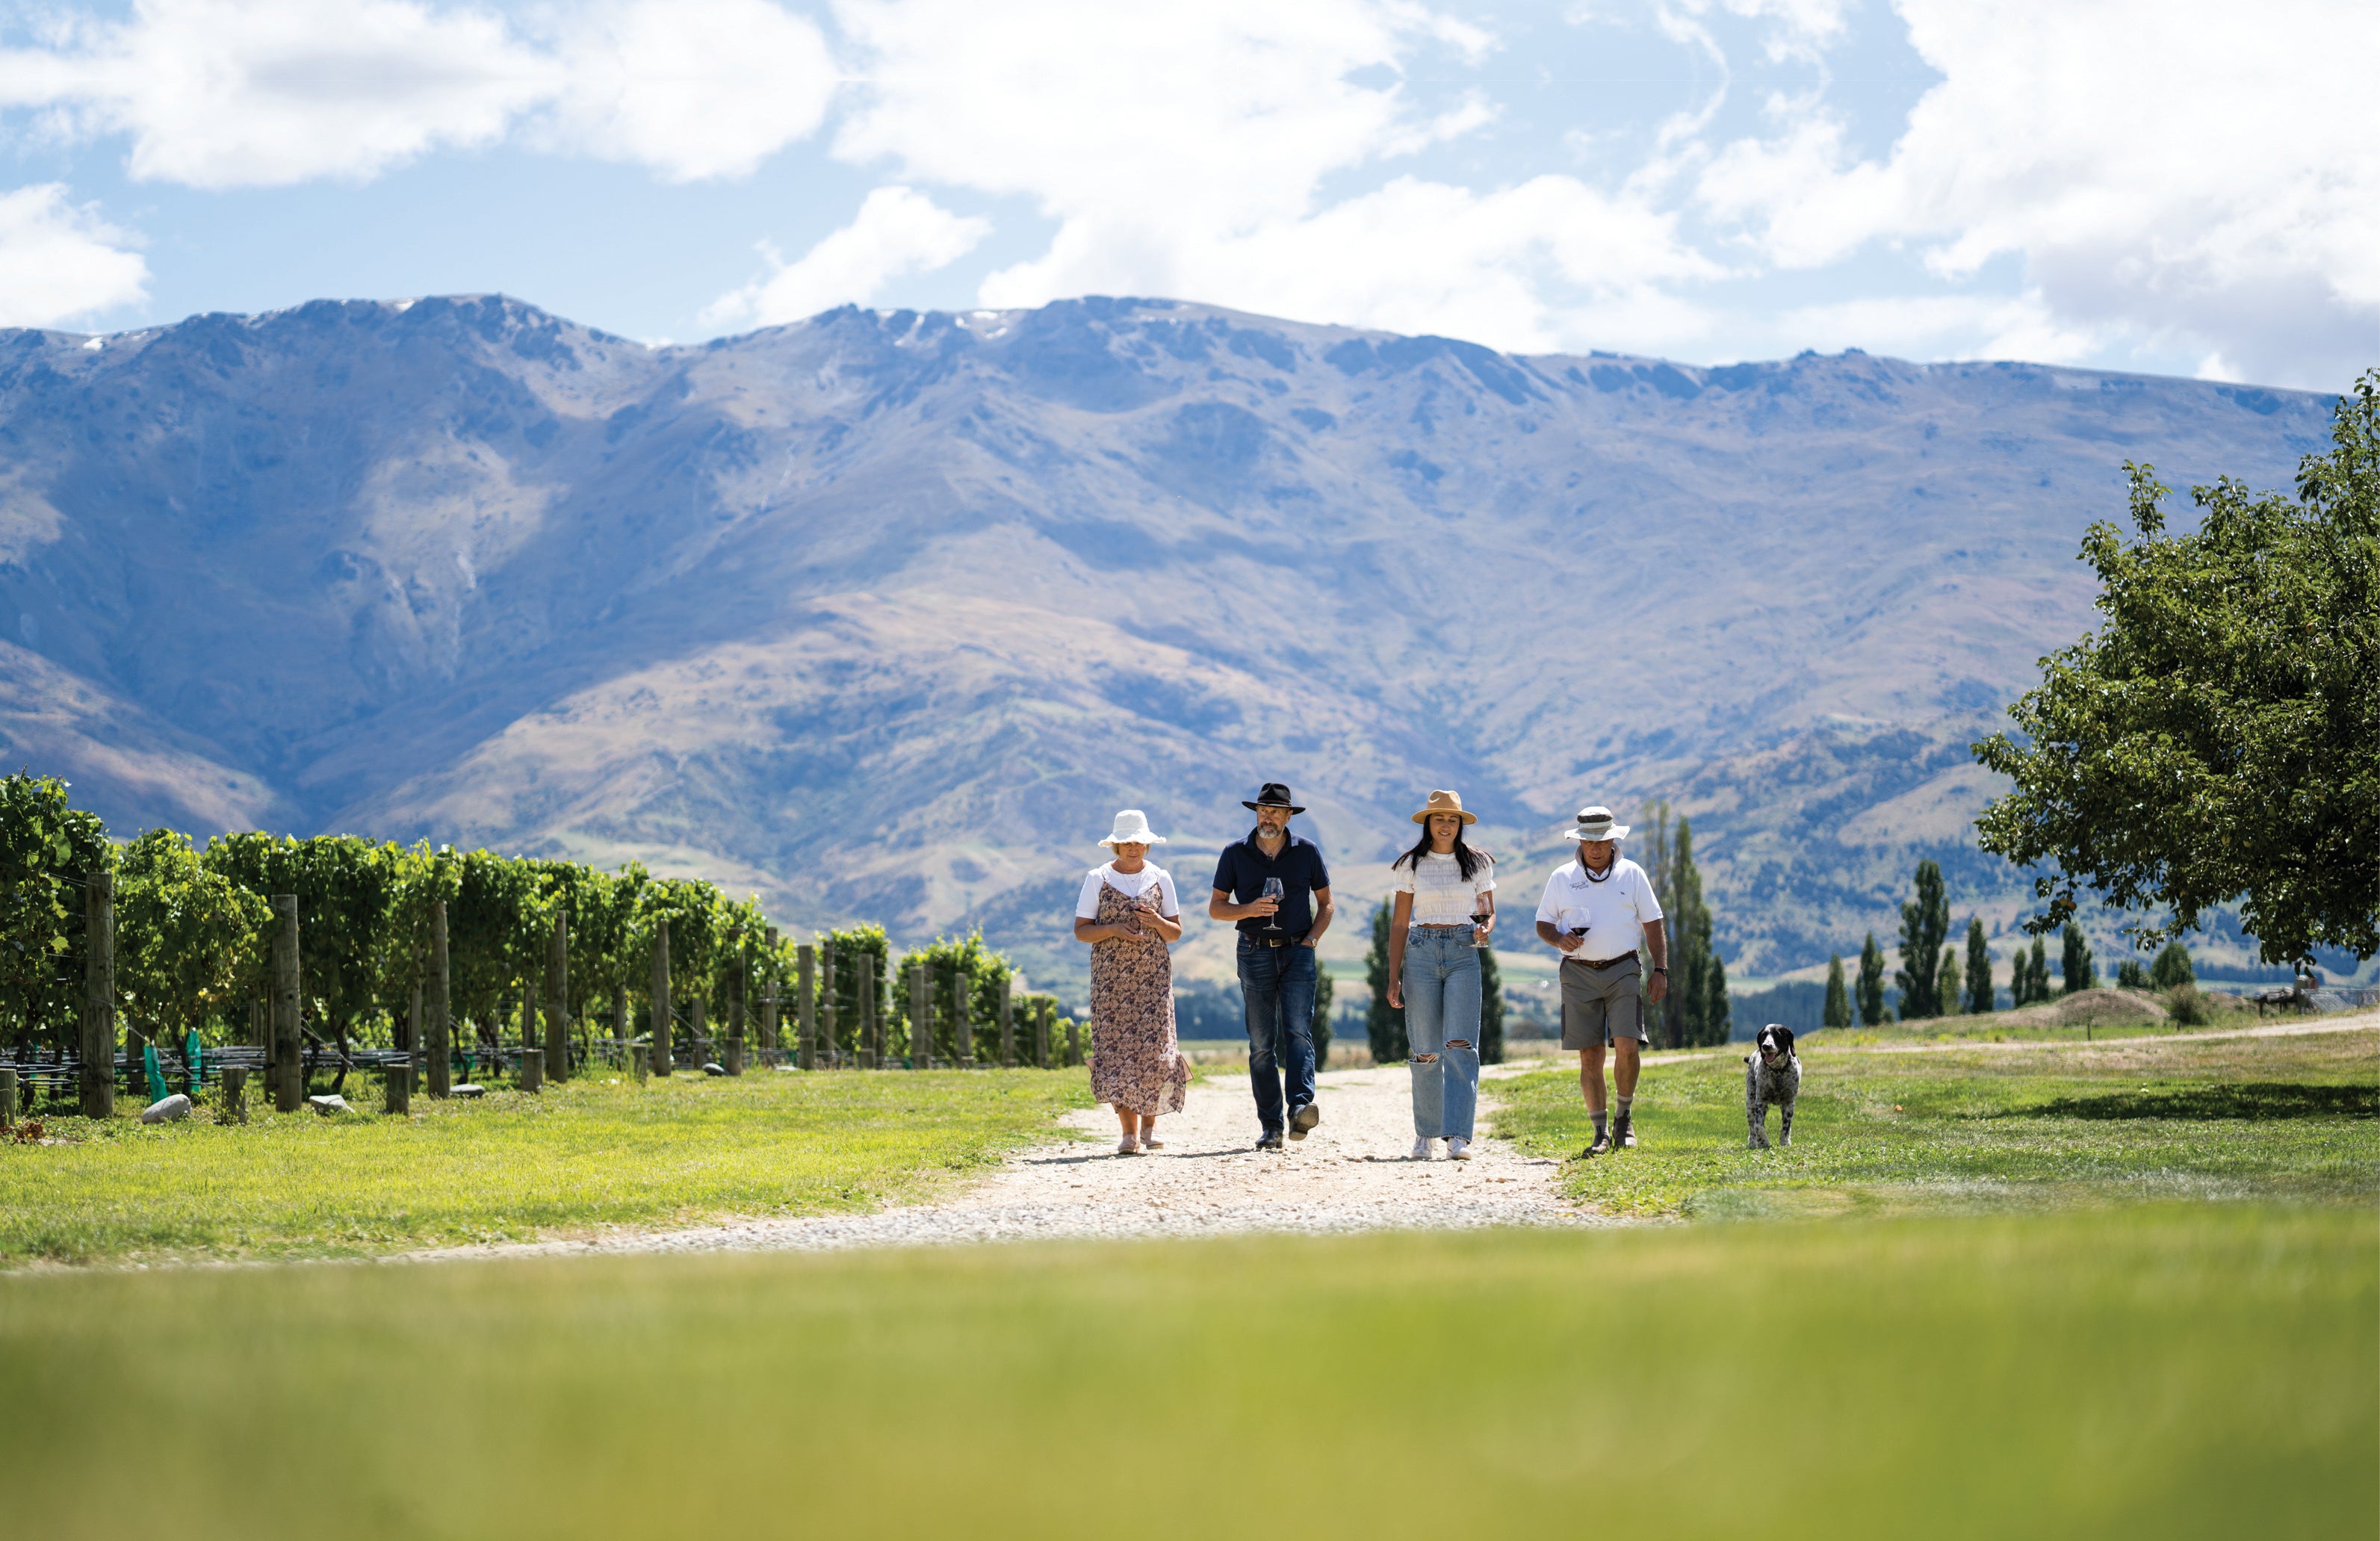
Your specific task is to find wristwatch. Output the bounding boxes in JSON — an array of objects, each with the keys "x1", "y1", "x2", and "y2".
[{"x1": 1652, "y1": 966, "x2": 1668, "y2": 974}]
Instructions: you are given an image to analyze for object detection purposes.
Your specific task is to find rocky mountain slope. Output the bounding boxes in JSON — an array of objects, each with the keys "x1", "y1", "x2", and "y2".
[{"x1": 0, "y1": 295, "x2": 2342, "y2": 989}]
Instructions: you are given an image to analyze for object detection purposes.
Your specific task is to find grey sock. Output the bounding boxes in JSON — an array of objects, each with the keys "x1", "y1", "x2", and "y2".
[
  {"x1": 1593, "y1": 1111, "x2": 1608, "y2": 1138},
  {"x1": 1617, "y1": 1095, "x2": 1634, "y2": 1120}
]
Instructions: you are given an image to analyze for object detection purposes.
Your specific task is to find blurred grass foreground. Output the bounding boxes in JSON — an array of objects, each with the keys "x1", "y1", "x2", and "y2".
[{"x1": 0, "y1": 1208, "x2": 2369, "y2": 1540}]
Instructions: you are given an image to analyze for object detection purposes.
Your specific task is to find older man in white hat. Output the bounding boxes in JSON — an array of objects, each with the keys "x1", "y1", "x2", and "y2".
[{"x1": 1533, "y1": 804, "x2": 1669, "y2": 1156}]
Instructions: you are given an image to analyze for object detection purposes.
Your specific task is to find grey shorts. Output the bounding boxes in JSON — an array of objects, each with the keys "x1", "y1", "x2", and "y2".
[{"x1": 1561, "y1": 955, "x2": 1646, "y2": 1049}]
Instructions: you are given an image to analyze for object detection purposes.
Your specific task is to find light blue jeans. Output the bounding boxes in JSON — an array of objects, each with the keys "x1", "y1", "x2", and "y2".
[{"x1": 1404, "y1": 928, "x2": 1481, "y2": 1140}]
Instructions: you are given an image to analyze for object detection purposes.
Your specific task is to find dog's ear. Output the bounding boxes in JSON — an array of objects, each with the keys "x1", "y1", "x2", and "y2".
[{"x1": 1777, "y1": 1026, "x2": 1796, "y2": 1054}]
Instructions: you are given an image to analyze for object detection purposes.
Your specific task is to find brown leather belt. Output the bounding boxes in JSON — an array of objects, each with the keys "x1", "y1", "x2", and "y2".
[{"x1": 1565, "y1": 954, "x2": 1637, "y2": 969}]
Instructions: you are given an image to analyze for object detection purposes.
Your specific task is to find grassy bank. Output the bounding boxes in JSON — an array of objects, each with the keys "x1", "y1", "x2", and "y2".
[
  {"x1": 0, "y1": 1206, "x2": 2367, "y2": 1540},
  {"x1": 0, "y1": 1067, "x2": 1093, "y2": 1265},
  {"x1": 1494, "y1": 1024, "x2": 2378, "y2": 1218}
]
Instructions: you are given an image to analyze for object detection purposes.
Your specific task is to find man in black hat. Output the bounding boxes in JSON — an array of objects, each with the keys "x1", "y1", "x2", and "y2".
[{"x1": 1210, "y1": 782, "x2": 1335, "y2": 1150}]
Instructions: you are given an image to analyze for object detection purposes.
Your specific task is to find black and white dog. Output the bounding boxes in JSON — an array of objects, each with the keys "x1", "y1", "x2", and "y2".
[{"x1": 1744, "y1": 1024, "x2": 1800, "y2": 1150}]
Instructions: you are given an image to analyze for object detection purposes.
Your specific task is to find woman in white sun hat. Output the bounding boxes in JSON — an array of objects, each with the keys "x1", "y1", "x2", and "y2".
[
  {"x1": 1073, "y1": 809, "x2": 1191, "y2": 1154},
  {"x1": 1386, "y1": 790, "x2": 1496, "y2": 1161}
]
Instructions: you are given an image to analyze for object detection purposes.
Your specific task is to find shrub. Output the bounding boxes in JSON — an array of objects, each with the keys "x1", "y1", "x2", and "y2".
[
  {"x1": 2163, "y1": 983, "x2": 2214, "y2": 1026},
  {"x1": 2116, "y1": 958, "x2": 2151, "y2": 990},
  {"x1": 2151, "y1": 941, "x2": 2196, "y2": 990}
]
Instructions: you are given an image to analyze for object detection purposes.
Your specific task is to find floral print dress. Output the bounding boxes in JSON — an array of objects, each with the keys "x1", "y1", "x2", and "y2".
[{"x1": 1088, "y1": 878, "x2": 1190, "y2": 1117}]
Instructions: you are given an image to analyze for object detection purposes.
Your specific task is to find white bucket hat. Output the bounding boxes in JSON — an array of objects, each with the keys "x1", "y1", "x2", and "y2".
[
  {"x1": 1564, "y1": 804, "x2": 1630, "y2": 842},
  {"x1": 1098, "y1": 809, "x2": 1168, "y2": 847}
]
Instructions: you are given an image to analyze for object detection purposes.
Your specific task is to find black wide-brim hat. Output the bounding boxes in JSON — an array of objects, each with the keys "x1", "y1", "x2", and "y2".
[{"x1": 1242, "y1": 781, "x2": 1306, "y2": 814}]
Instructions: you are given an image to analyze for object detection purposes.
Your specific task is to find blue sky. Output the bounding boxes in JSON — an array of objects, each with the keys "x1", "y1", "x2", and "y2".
[{"x1": 0, "y1": 0, "x2": 2371, "y2": 389}]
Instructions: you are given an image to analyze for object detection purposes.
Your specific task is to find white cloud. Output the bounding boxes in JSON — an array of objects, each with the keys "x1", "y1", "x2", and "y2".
[
  {"x1": 703, "y1": 185, "x2": 988, "y2": 329},
  {"x1": 0, "y1": 0, "x2": 837, "y2": 187},
  {"x1": 1693, "y1": 0, "x2": 2380, "y2": 388},
  {"x1": 0, "y1": 184, "x2": 149, "y2": 327},
  {"x1": 828, "y1": 0, "x2": 1709, "y2": 354}
]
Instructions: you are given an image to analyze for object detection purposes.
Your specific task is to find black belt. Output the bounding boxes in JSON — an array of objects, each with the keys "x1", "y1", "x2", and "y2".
[
  {"x1": 1566, "y1": 954, "x2": 1637, "y2": 969},
  {"x1": 1244, "y1": 932, "x2": 1309, "y2": 948}
]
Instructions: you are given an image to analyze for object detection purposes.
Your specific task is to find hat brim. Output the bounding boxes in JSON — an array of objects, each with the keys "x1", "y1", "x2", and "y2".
[
  {"x1": 1566, "y1": 825, "x2": 1629, "y2": 842},
  {"x1": 1411, "y1": 808, "x2": 1478, "y2": 825},
  {"x1": 1242, "y1": 801, "x2": 1306, "y2": 815},
  {"x1": 1098, "y1": 834, "x2": 1167, "y2": 846}
]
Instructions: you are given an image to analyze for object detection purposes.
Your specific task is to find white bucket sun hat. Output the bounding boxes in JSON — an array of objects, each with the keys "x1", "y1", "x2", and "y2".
[
  {"x1": 1098, "y1": 809, "x2": 1168, "y2": 847},
  {"x1": 1564, "y1": 804, "x2": 1630, "y2": 842}
]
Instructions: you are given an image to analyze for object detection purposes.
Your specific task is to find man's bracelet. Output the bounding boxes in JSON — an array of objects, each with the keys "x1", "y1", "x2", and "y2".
[{"x1": 1652, "y1": 966, "x2": 1668, "y2": 973}]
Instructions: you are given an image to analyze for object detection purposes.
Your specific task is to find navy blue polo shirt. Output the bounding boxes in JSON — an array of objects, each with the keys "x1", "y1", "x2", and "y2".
[{"x1": 1212, "y1": 829, "x2": 1332, "y2": 937}]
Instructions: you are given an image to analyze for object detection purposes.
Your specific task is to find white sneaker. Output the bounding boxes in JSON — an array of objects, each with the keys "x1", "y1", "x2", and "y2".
[
  {"x1": 1410, "y1": 1137, "x2": 1434, "y2": 1161},
  {"x1": 1447, "y1": 1137, "x2": 1473, "y2": 1161}
]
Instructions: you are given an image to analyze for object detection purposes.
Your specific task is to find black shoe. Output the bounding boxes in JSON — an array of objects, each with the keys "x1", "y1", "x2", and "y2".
[
  {"x1": 1581, "y1": 1132, "x2": 1614, "y2": 1159},
  {"x1": 1288, "y1": 1103, "x2": 1321, "y2": 1141},
  {"x1": 1255, "y1": 1130, "x2": 1285, "y2": 1151},
  {"x1": 1614, "y1": 1112, "x2": 1637, "y2": 1148}
]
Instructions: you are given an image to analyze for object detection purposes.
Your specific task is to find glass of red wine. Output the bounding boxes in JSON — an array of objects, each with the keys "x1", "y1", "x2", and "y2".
[
  {"x1": 1262, "y1": 877, "x2": 1285, "y2": 932},
  {"x1": 1471, "y1": 908, "x2": 1493, "y2": 949}
]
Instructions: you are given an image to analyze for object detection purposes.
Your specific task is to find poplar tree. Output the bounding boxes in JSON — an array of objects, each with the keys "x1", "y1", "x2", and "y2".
[
  {"x1": 1364, "y1": 900, "x2": 1407, "y2": 1064},
  {"x1": 1965, "y1": 918, "x2": 1995, "y2": 1013},
  {"x1": 1937, "y1": 943, "x2": 1962, "y2": 1017},
  {"x1": 1823, "y1": 953, "x2": 1850, "y2": 1029},
  {"x1": 1661, "y1": 816, "x2": 1729, "y2": 1047},
  {"x1": 2028, "y1": 936, "x2": 2051, "y2": 1001},
  {"x1": 1894, "y1": 860, "x2": 1950, "y2": 1020},
  {"x1": 2061, "y1": 922, "x2": 2096, "y2": 993},
  {"x1": 1857, "y1": 932, "x2": 1888, "y2": 1025},
  {"x1": 1478, "y1": 944, "x2": 1505, "y2": 1064}
]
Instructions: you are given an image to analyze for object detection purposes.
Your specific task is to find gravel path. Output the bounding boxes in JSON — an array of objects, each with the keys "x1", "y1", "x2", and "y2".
[{"x1": 426, "y1": 1062, "x2": 1605, "y2": 1262}]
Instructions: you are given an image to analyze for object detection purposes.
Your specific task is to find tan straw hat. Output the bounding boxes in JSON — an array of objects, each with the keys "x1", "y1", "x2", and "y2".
[{"x1": 1410, "y1": 789, "x2": 1478, "y2": 826}]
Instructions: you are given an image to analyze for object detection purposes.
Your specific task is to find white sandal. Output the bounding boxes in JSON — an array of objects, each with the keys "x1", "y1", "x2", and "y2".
[{"x1": 1116, "y1": 1136, "x2": 1141, "y2": 1155}]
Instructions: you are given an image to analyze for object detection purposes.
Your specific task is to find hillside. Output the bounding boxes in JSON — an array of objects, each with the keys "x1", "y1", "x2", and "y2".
[{"x1": 0, "y1": 294, "x2": 2343, "y2": 990}]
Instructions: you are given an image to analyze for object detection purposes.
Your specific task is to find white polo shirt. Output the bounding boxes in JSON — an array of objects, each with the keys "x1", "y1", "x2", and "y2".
[{"x1": 1534, "y1": 856, "x2": 1664, "y2": 962}]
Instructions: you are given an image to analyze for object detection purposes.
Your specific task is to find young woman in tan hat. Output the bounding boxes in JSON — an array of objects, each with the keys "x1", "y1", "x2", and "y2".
[
  {"x1": 1385, "y1": 790, "x2": 1496, "y2": 1159},
  {"x1": 1073, "y1": 809, "x2": 1190, "y2": 1154}
]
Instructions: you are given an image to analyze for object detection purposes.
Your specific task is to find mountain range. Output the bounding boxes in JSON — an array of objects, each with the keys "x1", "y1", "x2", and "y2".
[{"x1": 0, "y1": 294, "x2": 2346, "y2": 994}]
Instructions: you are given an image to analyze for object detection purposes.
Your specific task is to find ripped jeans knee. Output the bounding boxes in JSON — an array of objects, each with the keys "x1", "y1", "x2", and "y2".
[{"x1": 1411, "y1": 1053, "x2": 1438, "y2": 1064}]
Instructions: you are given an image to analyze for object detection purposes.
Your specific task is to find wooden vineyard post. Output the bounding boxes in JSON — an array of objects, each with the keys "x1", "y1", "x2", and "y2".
[
  {"x1": 953, "y1": 964, "x2": 973, "y2": 1067},
  {"x1": 822, "y1": 946, "x2": 840, "y2": 1068},
  {"x1": 519, "y1": 1047, "x2": 544, "y2": 1094},
  {"x1": 613, "y1": 984, "x2": 628, "y2": 1067},
  {"x1": 1035, "y1": 998, "x2": 1051, "y2": 1070},
  {"x1": 0, "y1": 1065, "x2": 16, "y2": 1128},
  {"x1": 796, "y1": 945, "x2": 816, "y2": 1070},
  {"x1": 650, "y1": 922, "x2": 673, "y2": 1076},
  {"x1": 858, "y1": 965, "x2": 877, "y2": 1069},
  {"x1": 689, "y1": 999, "x2": 707, "y2": 1069},
  {"x1": 521, "y1": 978, "x2": 539, "y2": 1076},
  {"x1": 998, "y1": 974, "x2": 1014, "y2": 1067},
  {"x1": 545, "y1": 911, "x2": 570, "y2": 1083},
  {"x1": 271, "y1": 893, "x2": 303, "y2": 1113},
  {"x1": 80, "y1": 869, "x2": 115, "y2": 1118},
  {"x1": 406, "y1": 978, "x2": 424, "y2": 1079},
  {"x1": 385, "y1": 1063, "x2": 410, "y2": 1116},
  {"x1": 727, "y1": 942, "x2": 746, "y2": 1075},
  {"x1": 908, "y1": 965, "x2": 930, "y2": 1068},
  {"x1": 761, "y1": 927, "x2": 781, "y2": 1061},
  {"x1": 428, "y1": 899, "x2": 453, "y2": 1098},
  {"x1": 220, "y1": 1065, "x2": 247, "y2": 1123},
  {"x1": 247, "y1": 996, "x2": 264, "y2": 1048}
]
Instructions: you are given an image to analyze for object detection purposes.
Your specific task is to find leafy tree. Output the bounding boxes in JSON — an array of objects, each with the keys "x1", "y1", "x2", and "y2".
[
  {"x1": 114, "y1": 830, "x2": 270, "y2": 1046},
  {"x1": 1894, "y1": 860, "x2": 1950, "y2": 1020},
  {"x1": 2151, "y1": 940, "x2": 2195, "y2": 990},
  {"x1": 1823, "y1": 954, "x2": 1851, "y2": 1029},
  {"x1": 1937, "y1": 943, "x2": 1962, "y2": 1019},
  {"x1": 1476, "y1": 944, "x2": 1503, "y2": 1064},
  {"x1": 0, "y1": 772, "x2": 111, "y2": 1055},
  {"x1": 2061, "y1": 922, "x2": 2096, "y2": 994},
  {"x1": 1856, "y1": 932, "x2": 1888, "y2": 1026},
  {"x1": 1965, "y1": 918, "x2": 1995, "y2": 1014},
  {"x1": 2026, "y1": 937, "x2": 2051, "y2": 1002},
  {"x1": 2116, "y1": 956, "x2": 2151, "y2": 990},
  {"x1": 1365, "y1": 900, "x2": 1406, "y2": 1064},
  {"x1": 1974, "y1": 373, "x2": 2380, "y2": 967}
]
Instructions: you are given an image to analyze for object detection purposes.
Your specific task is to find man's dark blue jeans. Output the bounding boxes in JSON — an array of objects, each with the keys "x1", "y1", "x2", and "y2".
[{"x1": 1238, "y1": 936, "x2": 1318, "y2": 1133}]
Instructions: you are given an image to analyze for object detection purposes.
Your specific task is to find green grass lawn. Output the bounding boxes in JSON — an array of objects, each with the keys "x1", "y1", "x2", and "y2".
[
  {"x1": 0, "y1": 1067, "x2": 1094, "y2": 1265},
  {"x1": 1494, "y1": 1025, "x2": 2380, "y2": 1218},
  {"x1": 0, "y1": 1206, "x2": 2367, "y2": 1540}
]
